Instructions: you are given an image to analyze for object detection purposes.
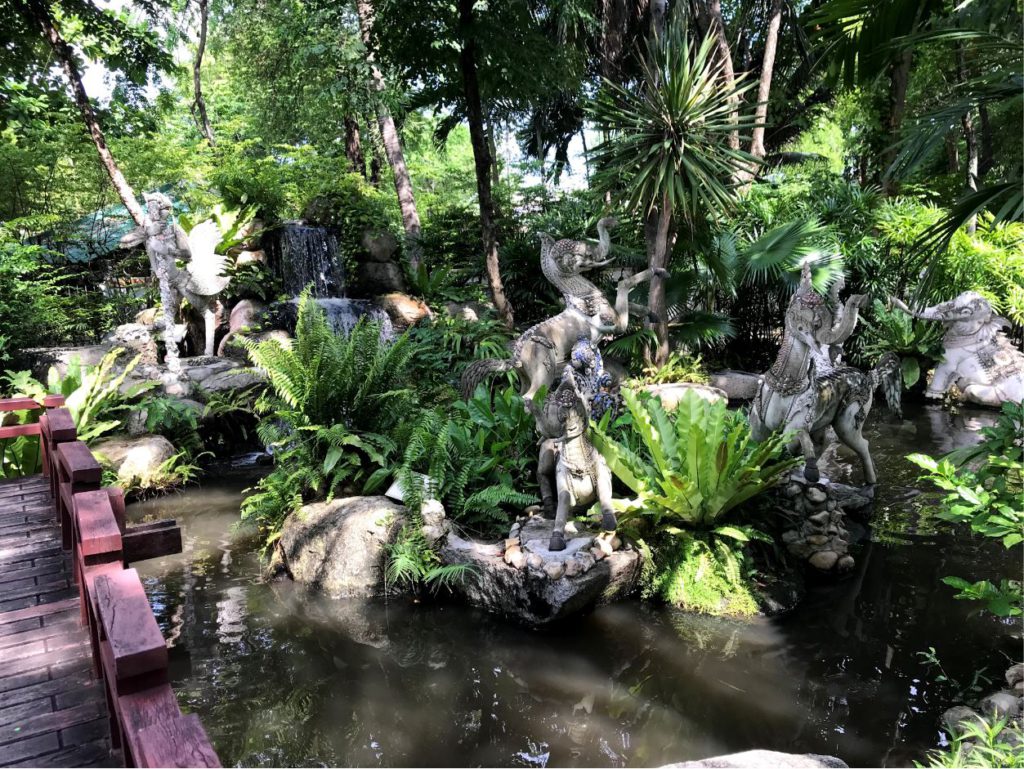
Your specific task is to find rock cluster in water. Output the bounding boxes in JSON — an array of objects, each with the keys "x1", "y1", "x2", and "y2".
[{"x1": 780, "y1": 475, "x2": 856, "y2": 573}]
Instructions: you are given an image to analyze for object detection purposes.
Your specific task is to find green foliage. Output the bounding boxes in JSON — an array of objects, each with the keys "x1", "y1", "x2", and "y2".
[
  {"x1": 405, "y1": 314, "x2": 514, "y2": 402},
  {"x1": 0, "y1": 230, "x2": 116, "y2": 364},
  {"x1": 137, "y1": 396, "x2": 203, "y2": 457},
  {"x1": 655, "y1": 532, "x2": 761, "y2": 616},
  {"x1": 241, "y1": 295, "x2": 412, "y2": 544},
  {"x1": 395, "y1": 403, "x2": 537, "y2": 536},
  {"x1": 908, "y1": 402, "x2": 1024, "y2": 617},
  {"x1": 629, "y1": 353, "x2": 709, "y2": 386},
  {"x1": 593, "y1": 388, "x2": 798, "y2": 614},
  {"x1": 861, "y1": 299, "x2": 945, "y2": 388},
  {"x1": 594, "y1": 388, "x2": 799, "y2": 528},
  {"x1": 918, "y1": 714, "x2": 1024, "y2": 768},
  {"x1": 384, "y1": 522, "x2": 471, "y2": 593}
]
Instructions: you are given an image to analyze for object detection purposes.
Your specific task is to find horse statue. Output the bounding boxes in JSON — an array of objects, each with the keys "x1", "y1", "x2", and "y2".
[
  {"x1": 120, "y1": 192, "x2": 231, "y2": 365},
  {"x1": 750, "y1": 265, "x2": 901, "y2": 485},
  {"x1": 461, "y1": 217, "x2": 666, "y2": 406},
  {"x1": 891, "y1": 292, "x2": 1024, "y2": 407},
  {"x1": 533, "y1": 339, "x2": 617, "y2": 551}
]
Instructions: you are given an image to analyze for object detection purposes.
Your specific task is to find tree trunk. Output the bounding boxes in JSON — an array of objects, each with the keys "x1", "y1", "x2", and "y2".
[
  {"x1": 702, "y1": 0, "x2": 740, "y2": 152},
  {"x1": 344, "y1": 117, "x2": 366, "y2": 179},
  {"x1": 945, "y1": 132, "x2": 959, "y2": 173},
  {"x1": 366, "y1": 118, "x2": 383, "y2": 186},
  {"x1": 645, "y1": 192, "x2": 673, "y2": 366},
  {"x1": 26, "y1": 0, "x2": 144, "y2": 226},
  {"x1": 599, "y1": 0, "x2": 628, "y2": 82},
  {"x1": 191, "y1": 0, "x2": 215, "y2": 146},
  {"x1": 978, "y1": 103, "x2": 993, "y2": 181},
  {"x1": 748, "y1": 0, "x2": 782, "y2": 162},
  {"x1": 958, "y1": 46, "x2": 978, "y2": 233},
  {"x1": 458, "y1": 0, "x2": 514, "y2": 327},
  {"x1": 355, "y1": 0, "x2": 422, "y2": 269},
  {"x1": 881, "y1": 49, "x2": 912, "y2": 195}
]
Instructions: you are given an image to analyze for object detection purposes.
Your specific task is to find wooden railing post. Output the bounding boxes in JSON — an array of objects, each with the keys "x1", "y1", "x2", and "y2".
[
  {"x1": 57, "y1": 440, "x2": 102, "y2": 555},
  {"x1": 40, "y1": 407, "x2": 77, "y2": 498}
]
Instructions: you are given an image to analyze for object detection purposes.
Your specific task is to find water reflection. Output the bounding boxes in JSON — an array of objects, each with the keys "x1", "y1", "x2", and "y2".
[{"x1": 128, "y1": 404, "x2": 1019, "y2": 768}]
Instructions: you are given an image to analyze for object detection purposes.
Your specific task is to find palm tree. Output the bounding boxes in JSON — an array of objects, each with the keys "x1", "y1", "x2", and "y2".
[{"x1": 588, "y1": 12, "x2": 754, "y2": 365}]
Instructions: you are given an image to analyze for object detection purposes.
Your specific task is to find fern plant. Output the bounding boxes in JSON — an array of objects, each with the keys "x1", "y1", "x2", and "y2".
[
  {"x1": 396, "y1": 406, "x2": 537, "y2": 536},
  {"x1": 242, "y1": 294, "x2": 412, "y2": 547},
  {"x1": 592, "y1": 387, "x2": 799, "y2": 615}
]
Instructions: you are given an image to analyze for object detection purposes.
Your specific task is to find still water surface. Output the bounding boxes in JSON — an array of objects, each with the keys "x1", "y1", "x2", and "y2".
[{"x1": 129, "y1": 404, "x2": 1020, "y2": 768}]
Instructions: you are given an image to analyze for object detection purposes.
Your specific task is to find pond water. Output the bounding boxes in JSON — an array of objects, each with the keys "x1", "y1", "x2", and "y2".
[{"x1": 128, "y1": 403, "x2": 1020, "y2": 768}]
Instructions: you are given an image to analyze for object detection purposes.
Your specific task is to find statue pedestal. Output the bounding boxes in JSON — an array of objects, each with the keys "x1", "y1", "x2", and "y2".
[
  {"x1": 439, "y1": 515, "x2": 639, "y2": 625},
  {"x1": 779, "y1": 474, "x2": 857, "y2": 574}
]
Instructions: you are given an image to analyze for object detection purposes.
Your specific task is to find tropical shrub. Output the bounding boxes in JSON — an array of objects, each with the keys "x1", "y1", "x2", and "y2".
[
  {"x1": 860, "y1": 299, "x2": 945, "y2": 388},
  {"x1": 592, "y1": 388, "x2": 799, "y2": 614},
  {"x1": 907, "y1": 401, "x2": 1024, "y2": 617},
  {"x1": 241, "y1": 295, "x2": 413, "y2": 545}
]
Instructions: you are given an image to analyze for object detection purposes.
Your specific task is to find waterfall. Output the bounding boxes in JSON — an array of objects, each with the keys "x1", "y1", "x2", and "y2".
[
  {"x1": 317, "y1": 299, "x2": 395, "y2": 341},
  {"x1": 263, "y1": 224, "x2": 344, "y2": 297}
]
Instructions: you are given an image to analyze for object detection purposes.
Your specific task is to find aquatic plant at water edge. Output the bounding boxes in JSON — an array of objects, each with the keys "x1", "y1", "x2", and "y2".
[
  {"x1": 917, "y1": 714, "x2": 1024, "y2": 768},
  {"x1": 908, "y1": 401, "x2": 1024, "y2": 617},
  {"x1": 593, "y1": 388, "x2": 799, "y2": 615}
]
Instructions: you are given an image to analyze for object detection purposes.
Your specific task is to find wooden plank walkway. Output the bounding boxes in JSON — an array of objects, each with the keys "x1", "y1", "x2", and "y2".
[{"x1": 0, "y1": 475, "x2": 116, "y2": 768}]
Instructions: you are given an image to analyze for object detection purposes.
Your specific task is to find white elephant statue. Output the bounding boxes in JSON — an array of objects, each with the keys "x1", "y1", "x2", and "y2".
[{"x1": 892, "y1": 292, "x2": 1024, "y2": 407}]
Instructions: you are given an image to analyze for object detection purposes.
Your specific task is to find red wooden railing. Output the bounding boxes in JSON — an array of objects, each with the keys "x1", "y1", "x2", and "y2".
[{"x1": 2, "y1": 396, "x2": 220, "y2": 768}]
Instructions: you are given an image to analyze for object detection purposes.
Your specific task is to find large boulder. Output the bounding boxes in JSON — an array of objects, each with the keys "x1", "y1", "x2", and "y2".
[
  {"x1": 439, "y1": 516, "x2": 640, "y2": 625},
  {"x1": 103, "y1": 324, "x2": 159, "y2": 366},
  {"x1": 91, "y1": 434, "x2": 176, "y2": 488},
  {"x1": 23, "y1": 345, "x2": 111, "y2": 381},
  {"x1": 638, "y1": 382, "x2": 728, "y2": 410},
  {"x1": 269, "y1": 496, "x2": 407, "y2": 598},
  {"x1": 378, "y1": 293, "x2": 433, "y2": 330},
  {"x1": 662, "y1": 751, "x2": 848, "y2": 768},
  {"x1": 709, "y1": 370, "x2": 761, "y2": 401}
]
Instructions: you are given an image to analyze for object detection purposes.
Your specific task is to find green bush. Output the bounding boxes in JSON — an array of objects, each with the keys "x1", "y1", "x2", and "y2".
[{"x1": 593, "y1": 388, "x2": 799, "y2": 615}]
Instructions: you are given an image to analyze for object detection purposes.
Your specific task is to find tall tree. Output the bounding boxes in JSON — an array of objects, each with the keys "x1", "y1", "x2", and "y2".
[
  {"x1": 590, "y1": 17, "x2": 752, "y2": 364},
  {"x1": 19, "y1": 0, "x2": 150, "y2": 224},
  {"x1": 355, "y1": 0, "x2": 423, "y2": 270},
  {"x1": 698, "y1": 0, "x2": 740, "y2": 152},
  {"x1": 748, "y1": 0, "x2": 782, "y2": 162},
  {"x1": 191, "y1": 0, "x2": 215, "y2": 145},
  {"x1": 458, "y1": 0, "x2": 513, "y2": 326}
]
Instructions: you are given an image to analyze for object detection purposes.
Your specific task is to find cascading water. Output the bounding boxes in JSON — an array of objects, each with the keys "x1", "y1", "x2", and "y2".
[
  {"x1": 262, "y1": 223, "x2": 395, "y2": 340},
  {"x1": 301, "y1": 298, "x2": 395, "y2": 341},
  {"x1": 263, "y1": 224, "x2": 344, "y2": 297}
]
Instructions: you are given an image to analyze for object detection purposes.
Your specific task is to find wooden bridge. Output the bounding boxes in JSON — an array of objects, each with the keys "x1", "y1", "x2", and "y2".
[{"x1": 0, "y1": 397, "x2": 220, "y2": 768}]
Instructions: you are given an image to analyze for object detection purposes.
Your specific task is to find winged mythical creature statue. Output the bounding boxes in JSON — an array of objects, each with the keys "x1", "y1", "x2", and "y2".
[{"x1": 120, "y1": 192, "x2": 231, "y2": 368}]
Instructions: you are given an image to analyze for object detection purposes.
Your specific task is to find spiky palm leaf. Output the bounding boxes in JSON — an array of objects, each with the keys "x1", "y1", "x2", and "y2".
[{"x1": 588, "y1": 14, "x2": 756, "y2": 223}]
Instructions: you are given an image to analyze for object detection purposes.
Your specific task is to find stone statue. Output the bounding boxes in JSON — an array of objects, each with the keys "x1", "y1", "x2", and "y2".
[
  {"x1": 539, "y1": 216, "x2": 662, "y2": 333},
  {"x1": 891, "y1": 292, "x2": 1024, "y2": 407},
  {"x1": 462, "y1": 218, "x2": 666, "y2": 406},
  {"x1": 750, "y1": 265, "x2": 901, "y2": 485},
  {"x1": 120, "y1": 193, "x2": 231, "y2": 366},
  {"x1": 533, "y1": 340, "x2": 617, "y2": 551}
]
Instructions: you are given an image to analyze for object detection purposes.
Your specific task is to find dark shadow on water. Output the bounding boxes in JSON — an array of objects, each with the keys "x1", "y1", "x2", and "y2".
[{"x1": 128, "y1": 403, "x2": 1021, "y2": 768}]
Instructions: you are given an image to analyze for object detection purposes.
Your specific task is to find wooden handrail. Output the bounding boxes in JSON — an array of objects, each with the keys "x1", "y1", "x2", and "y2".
[{"x1": 2, "y1": 393, "x2": 222, "y2": 767}]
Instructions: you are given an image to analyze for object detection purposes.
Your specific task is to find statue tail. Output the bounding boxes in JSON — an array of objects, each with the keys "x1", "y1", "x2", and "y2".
[
  {"x1": 871, "y1": 352, "x2": 902, "y2": 420},
  {"x1": 460, "y1": 358, "x2": 513, "y2": 401}
]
